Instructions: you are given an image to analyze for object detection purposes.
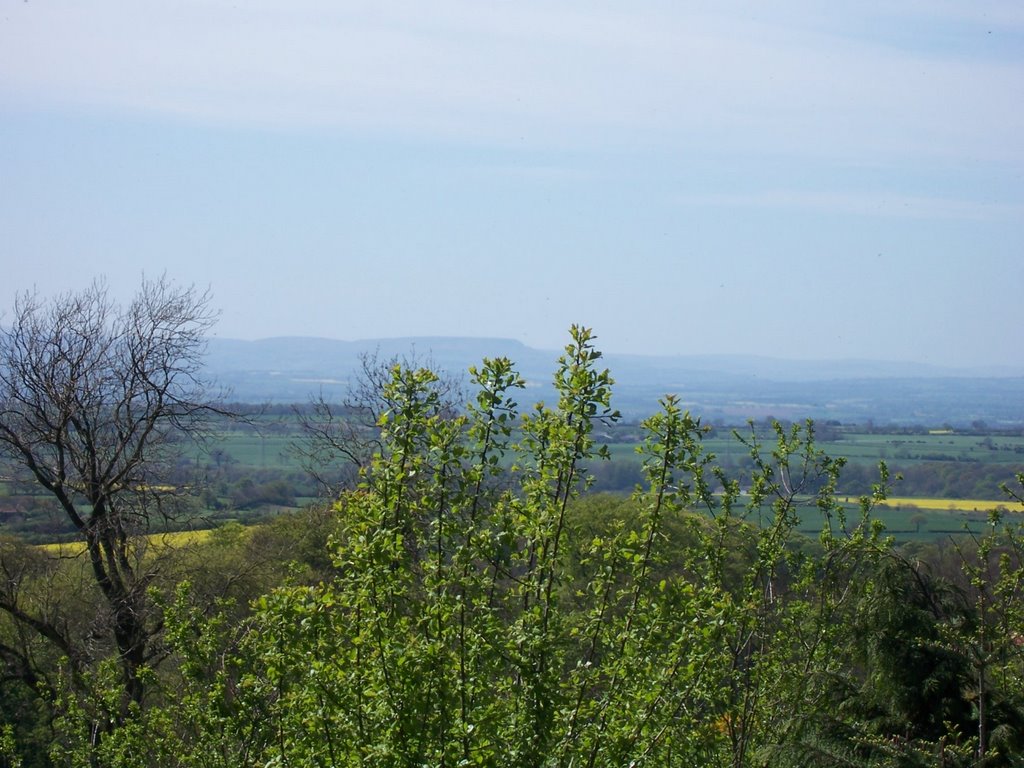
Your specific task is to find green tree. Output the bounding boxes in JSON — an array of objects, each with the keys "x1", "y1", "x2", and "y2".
[
  {"x1": 948, "y1": 477, "x2": 1024, "y2": 765},
  {"x1": 97, "y1": 327, "x2": 734, "y2": 766}
]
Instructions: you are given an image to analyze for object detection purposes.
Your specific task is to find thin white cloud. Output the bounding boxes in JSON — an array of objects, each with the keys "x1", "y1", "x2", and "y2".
[
  {"x1": 0, "y1": 1, "x2": 1021, "y2": 166},
  {"x1": 674, "y1": 189, "x2": 1024, "y2": 221}
]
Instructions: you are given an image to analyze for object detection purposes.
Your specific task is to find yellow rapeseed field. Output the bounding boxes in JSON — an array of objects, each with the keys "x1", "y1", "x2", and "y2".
[
  {"x1": 844, "y1": 496, "x2": 1013, "y2": 513},
  {"x1": 38, "y1": 528, "x2": 215, "y2": 556}
]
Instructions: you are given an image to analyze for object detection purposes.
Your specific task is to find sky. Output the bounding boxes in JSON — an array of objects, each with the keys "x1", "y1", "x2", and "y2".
[{"x1": 1, "y1": 1, "x2": 1022, "y2": 370}]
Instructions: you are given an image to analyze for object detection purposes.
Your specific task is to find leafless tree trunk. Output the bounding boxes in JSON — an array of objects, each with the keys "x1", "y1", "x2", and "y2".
[{"x1": 0, "y1": 276, "x2": 222, "y2": 714}]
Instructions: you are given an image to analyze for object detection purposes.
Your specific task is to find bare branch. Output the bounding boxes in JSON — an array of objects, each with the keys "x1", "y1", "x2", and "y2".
[
  {"x1": 292, "y1": 348, "x2": 465, "y2": 497},
  {"x1": 0, "y1": 276, "x2": 227, "y2": 711}
]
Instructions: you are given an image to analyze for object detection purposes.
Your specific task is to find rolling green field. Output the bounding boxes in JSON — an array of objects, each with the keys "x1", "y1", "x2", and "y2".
[
  {"x1": 3, "y1": 414, "x2": 1022, "y2": 544},
  {"x1": 600, "y1": 427, "x2": 1024, "y2": 465},
  {"x1": 201, "y1": 417, "x2": 1023, "y2": 541},
  {"x1": 703, "y1": 428, "x2": 1024, "y2": 466}
]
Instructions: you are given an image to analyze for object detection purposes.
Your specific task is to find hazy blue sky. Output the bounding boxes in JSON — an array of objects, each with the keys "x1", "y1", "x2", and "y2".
[{"x1": 2, "y1": 2, "x2": 1022, "y2": 368}]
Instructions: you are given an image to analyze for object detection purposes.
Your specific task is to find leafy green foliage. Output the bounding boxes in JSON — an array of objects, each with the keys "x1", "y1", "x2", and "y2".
[{"x1": 5, "y1": 328, "x2": 1023, "y2": 767}]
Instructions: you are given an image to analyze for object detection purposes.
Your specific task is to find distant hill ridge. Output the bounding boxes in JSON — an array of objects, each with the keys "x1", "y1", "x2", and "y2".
[
  {"x1": 205, "y1": 335, "x2": 1021, "y2": 380},
  {"x1": 203, "y1": 336, "x2": 1024, "y2": 426}
]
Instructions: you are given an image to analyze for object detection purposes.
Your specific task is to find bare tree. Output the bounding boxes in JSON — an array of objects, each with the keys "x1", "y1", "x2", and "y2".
[
  {"x1": 292, "y1": 348, "x2": 465, "y2": 496},
  {"x1": 0, "y1": 277, "x2": 221, "y2": 713}
]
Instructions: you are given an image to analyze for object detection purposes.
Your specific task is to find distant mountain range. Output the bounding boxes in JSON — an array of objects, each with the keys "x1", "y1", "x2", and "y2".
[{"x1": 204, "y1": 336, "x2": 1024, "y2": 427}]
